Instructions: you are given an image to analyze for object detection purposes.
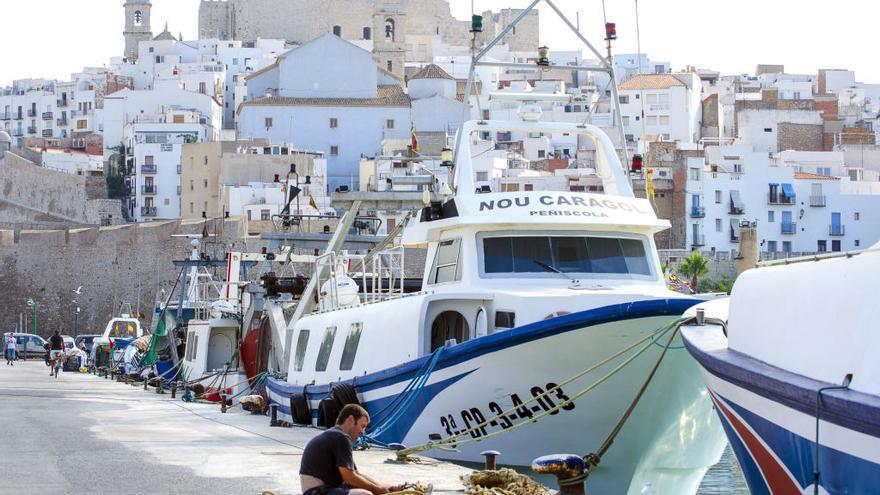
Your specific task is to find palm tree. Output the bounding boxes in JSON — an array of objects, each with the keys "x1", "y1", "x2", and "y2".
[{"x1": 678, "y1": 251, "x2": 710, "y2": 293}]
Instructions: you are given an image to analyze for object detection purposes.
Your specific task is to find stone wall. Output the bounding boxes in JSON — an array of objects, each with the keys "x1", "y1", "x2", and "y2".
[
  {"x1": 777, "y1": 122, "x2": 824, "y2": 152},
  {"x1": 0, "y1": 217, "x2": 250, "y2": 337},
  {"x1": 0, "y1": 152, "x2": 122, "y2": 226}
]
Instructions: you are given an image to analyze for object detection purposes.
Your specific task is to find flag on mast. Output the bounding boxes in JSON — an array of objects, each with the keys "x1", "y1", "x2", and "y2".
[{"x1": 411, "y1": 124, "x2": 419, "y2": 154}]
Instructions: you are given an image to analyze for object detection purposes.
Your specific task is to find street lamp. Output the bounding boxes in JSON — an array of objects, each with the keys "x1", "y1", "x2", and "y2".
[
  {"x1": 26, "y1": 298, "x2": 37, "y2": 335},
  {"x1": 74, "y1": 307, "x2": 80, "y2": 337}
]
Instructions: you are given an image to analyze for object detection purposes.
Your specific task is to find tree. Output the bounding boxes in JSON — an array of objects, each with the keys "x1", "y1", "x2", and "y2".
[{"x1": 678, "y1": 251, "x2": 710, "y2": 293}]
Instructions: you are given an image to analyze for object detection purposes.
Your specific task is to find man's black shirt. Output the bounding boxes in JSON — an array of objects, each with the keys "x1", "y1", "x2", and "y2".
[
  {"x1": 299, "y1": 427, "x2": 357, "y2": 488},
  {"x1": 49, "y1": 334, "x2": 64, "y2": 351}
]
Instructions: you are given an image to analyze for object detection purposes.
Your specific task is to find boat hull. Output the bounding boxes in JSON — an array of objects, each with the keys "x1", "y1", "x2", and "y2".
[
  {"x1": 269, "y1": 300, "x2": 726, "y2": 495},
  {"x1": 683, "y1": 326, "x2": 880, "y2": 494}
]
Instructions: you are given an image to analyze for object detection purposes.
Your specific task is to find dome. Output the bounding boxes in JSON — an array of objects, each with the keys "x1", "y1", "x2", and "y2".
[{"x1": 0, "y1": 130, "x2": 12, "y2": 144}]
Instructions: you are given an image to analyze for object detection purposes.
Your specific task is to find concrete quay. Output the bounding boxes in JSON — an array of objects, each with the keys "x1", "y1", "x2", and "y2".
[{"x1": 0, "y1": 361, "x2": 472, "y2": 495}]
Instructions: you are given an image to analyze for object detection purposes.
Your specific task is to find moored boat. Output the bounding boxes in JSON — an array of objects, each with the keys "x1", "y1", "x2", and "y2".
[{"x1": 681, "y1": 245, "x2": 880, "y2": 494}]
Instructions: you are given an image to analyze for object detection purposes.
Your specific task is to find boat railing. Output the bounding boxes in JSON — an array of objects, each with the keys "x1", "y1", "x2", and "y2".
[{"x1": 314, "y1": 247, "x2": 409, "y2": 312}]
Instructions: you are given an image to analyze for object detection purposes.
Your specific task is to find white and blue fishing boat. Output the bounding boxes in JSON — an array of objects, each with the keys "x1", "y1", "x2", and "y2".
[
  {"x1": 681, "y1": 245, "x2": 880, "y2": 494},
  {"x1": 265, "y1": 114, "x2": 727, "y2": 492}
]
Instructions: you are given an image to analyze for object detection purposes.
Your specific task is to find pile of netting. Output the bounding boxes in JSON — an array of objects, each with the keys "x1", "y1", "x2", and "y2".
[{"x1": 463, "y1": 469, "x2": 550, "y2": 495}]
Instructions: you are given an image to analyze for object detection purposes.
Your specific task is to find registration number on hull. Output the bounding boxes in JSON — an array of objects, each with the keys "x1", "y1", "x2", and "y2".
[{"x1": 438, "y1": 382, "x2": 575, "y2": 440}]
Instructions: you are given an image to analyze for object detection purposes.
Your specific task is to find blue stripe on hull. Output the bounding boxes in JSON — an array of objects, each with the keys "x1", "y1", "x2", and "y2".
[{"x1": 711, "y1": 389, "x2": 880, "y2": 494}]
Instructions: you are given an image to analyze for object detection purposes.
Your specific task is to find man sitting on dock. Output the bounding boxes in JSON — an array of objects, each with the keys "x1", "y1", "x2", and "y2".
[{"x1": 300, "y1": 404, "x2": 398, "y2": 495}]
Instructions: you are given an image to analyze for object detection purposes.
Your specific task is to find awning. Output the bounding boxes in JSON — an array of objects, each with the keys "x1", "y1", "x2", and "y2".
[
  {"x1": 781, "y1": 183, "x2": 796, "y2": 197},
  {"x1": 730, "y1": 190, "x2": 744, "y2": 210},
  {"x1": 729, "y1": 218, "x2": 740, "y2": 236}
]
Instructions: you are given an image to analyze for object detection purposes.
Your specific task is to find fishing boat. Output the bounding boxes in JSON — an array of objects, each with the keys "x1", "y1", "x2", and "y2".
[
  {"x1": 681, "y1": 245, "x2": 880, "y2": 494},
  {"x1": 90, "y1": 312, "x2": 144, "y2": 370}
]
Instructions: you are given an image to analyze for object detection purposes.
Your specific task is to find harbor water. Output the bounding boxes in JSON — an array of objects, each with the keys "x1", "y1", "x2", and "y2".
[{"x1": 696, "y1": 446, "x2": 749, "y2": 494}]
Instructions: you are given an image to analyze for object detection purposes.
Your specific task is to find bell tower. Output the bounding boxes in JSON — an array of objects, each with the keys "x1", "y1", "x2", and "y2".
[
  {"x1": 373, "y1": 0, "x2": 406, "y2": 80},
  {"x1": 124, "y1": 0, "x2": 153, "y2": 62}
]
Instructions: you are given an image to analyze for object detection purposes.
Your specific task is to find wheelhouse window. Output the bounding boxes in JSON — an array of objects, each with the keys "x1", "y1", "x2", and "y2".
[
  {"x1": 480, "y1": 234, "x2": 652, "y2": 278},
  {"x1": 315, "y1": 326, "x2": 336, "y2": 372},
  {"x1": 428, "y1": 238, "x2": 462, "y2": 284},
  {"x1": 339, "y1": 323, "x2": 363, "y2": 371},
  {"x1": 293, "y1": 329, "x2": 310, "y2": 372}
]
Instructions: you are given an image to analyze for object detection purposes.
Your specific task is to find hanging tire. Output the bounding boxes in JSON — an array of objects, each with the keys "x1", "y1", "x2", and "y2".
[
  {"x1": 331, "y1": 383, "x2": 359, "y2": 408},
  {"x1": 289, "y1": 393, "x2": 312, "y2": 425},
  {"x1": 317, "y1": 397, "x2": 340, "y2": 428}
]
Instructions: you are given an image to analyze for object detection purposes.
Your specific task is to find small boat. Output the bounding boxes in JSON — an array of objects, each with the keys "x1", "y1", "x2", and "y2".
[
  {"x1": 90, "y1": 313, "x2": 144, "y2": 370},
  {"x1": 681, "y1": 245, "x2": 880, "y2": 494}
]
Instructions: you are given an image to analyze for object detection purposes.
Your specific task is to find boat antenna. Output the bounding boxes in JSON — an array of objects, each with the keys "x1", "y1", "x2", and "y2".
[{"x1": 635, "y1": 0, "x2": 646, "y2": 140}]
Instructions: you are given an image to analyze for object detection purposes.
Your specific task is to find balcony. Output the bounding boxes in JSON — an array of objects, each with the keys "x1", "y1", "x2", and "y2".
[
  {"x1": 141, "y1": 206, "x2": 157, "y2": 217},
  {"x1": 0, "y1": 112, "x2": 9, "y2": 120},
  {"x1": 27, "y1": 126, "x2": 37, "y2": 134},
  {"x1": 56, "y1": 118, "x2": 68, "y2": 127},
  {"x1": 27, "y1": 110, "x2": 36, "y2": 117},
  {"x1": 648, "y1": 104, "x2": 670, "y2": 111},
  {"x1": 768, "y1": 193, "x2": 796, "y2": 205},
  {"x1": 42, "y1": 111, "x2": 53, "y2": 120},
  {"x1": 829, "y1": 224, "x2": 845, "y2": 236},
  {"x1": 781, "y1": 222, "x2": 797, "y2": 234},
  {"x1": 691, "y1": 234, "x2": 706, "y2": 247},
  {"x1": 41, "y1": 129, "x2": 53, "y2": 137},
  {"x1": 141, "y1": 164, "x2": 157, "y2": 174},
  {"x1": 56, "y1": 99, "x2": 69, "y2": 108},
  {"x1": 176, "y1": 164, "x2": 181, "y2": 174},
  {"x1": 810, "y1": 195, "x2": 826, "y2": 207},
  {"x1": 730, "y1": 232, "x2": 740, "y2": 243},
  {"x1": 11, "y1": 129, "x2": 23, "y2": 137},
  {"x1": 729, "y1": 204, "x2": 745, "y2": 215},
  {"x1": 141, "y1": 185, "x2": 157, "y2": 195},
  {"x1": 690, "y1": 206, "x2": 705, "y2": 218}
]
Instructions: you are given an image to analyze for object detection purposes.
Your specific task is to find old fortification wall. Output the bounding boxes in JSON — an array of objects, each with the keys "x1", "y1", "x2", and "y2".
[
  {"x1": 0, "y1": 217, "x2": 255, "y2": 337},
  {"x1": 0, "y1": 152, "x2": 123, "y2": 226}
]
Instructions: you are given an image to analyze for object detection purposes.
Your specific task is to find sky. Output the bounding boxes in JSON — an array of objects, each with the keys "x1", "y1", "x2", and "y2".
[{"x1": 1, "y1": 0, "x2": 878, "y2": 87}]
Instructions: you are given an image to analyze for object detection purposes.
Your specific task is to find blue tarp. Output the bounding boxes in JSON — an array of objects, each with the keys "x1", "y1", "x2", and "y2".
[{"x1": 781, "y1": 183, "x2": 796, "y2": 197}]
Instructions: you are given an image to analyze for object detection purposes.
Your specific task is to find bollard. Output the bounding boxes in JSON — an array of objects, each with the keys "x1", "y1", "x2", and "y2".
[
  {"x1": 221, "y1": 394, "x2": 228, "y2": 413},
  {"x1": 156, "y1": 378, "x2": 164, "y2": 394},
  {"x1": 481, "y1": 450, "x2": 501, "y2": 471},
  {"x1": 531, "y1": 454, "x2": 586, "y2": 495},
  {"x1": 269, "y1": 403, "x2": 278, "y2": 425},
  {"x1": 144, "y1": 378, "x2": 149, "y2": 390},
  {"x1": 695, "y1": 307, "x2": 705, "y2": 325},
  {"x1": 388, "y1": 443, "x2": 408, "y2": 461},
  {"x1": 171, "y1": 382, "x2": 177, "y2": 399}
]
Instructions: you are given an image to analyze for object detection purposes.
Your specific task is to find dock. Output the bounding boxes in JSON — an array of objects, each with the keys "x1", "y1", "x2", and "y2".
[{"x1": 0, "y1": 361, "x2": 473, "y2": 495}]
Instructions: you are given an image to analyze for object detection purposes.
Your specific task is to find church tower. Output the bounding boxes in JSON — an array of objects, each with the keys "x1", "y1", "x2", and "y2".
[
  {"x1": 124, "y1": 0, "x2": 153, "y2": 62},
  {"x1": 372, "y1": 0, "x2": 406, "y2": 80}
]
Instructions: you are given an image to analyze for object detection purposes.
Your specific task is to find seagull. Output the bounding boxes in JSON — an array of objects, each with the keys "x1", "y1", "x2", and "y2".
[{"x1": 73, "y1": 286, "x2": 83, "y2": 295}]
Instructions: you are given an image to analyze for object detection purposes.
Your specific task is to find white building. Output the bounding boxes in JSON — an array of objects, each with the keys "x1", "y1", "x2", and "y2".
[
  {"x1": 686, "y1": 146, "x2": 880, "y2": 255},
  {"x1": 125, "y1": 109, "x2": 214, "y2": 221},
  {"x1": 238, "y1": 34, "x2": 412, "y2": 191},
  {"x1": 618, "y1": 73, "x2": 702, "y2": 149}
]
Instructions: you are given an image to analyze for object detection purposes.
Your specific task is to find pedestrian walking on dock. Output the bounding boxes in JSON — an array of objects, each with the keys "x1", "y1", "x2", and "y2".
[
  {"x1": 48, "y1": 331, "x2": 64, "y2": 377},
  {"x1": 300, "y1": 404, "x2": 401, "y2": 495},
  {"x1": 5, "y1": 333, "x2": 15, "y2": 365}
]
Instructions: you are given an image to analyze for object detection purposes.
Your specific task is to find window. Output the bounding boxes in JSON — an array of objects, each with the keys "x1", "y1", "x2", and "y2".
[
  {"x1": 782, "y1": 241, "x2": 792, "y2": 252},
  {"x1": 293, "y1": 330, "x2": 310, "y2": 372},
  {"x1": 204, "y1": 155, "x2": 208, "y2": 165},
  {"x1": 202, "y1": 179, "x2": 208, "y2": 188},
  {"x1": 387, "y1": 60, "x2": 393, "y2": 72},
  {"x1": 264, "y1": 117, "x2": 273, "y2": 128},
  {"x1": 329, "y1": 118, "x2": 338, "y2": 128},
  {"x1": 817, "y1": 240, "x2": 827, "y2": 252},
  {"x1": 645, "y1": 94, "x2": 658, "y2": 104},
  {"x1": 172, "y1": 114, "x2": 185, "y2": 124},
  {"x1": 232, "y1": 58, "x2": 239, "y2": 65},
  {"x1": 855, "y1": 240, "x2": 860, "y2": 247},
  {"x1": 482, "y1": 235, "x2": 651, "y2": 278},
  {"x1": 77, "y1": 120, "x2": 87, "y2": 129},
  {"x1": 767, "y1": 241, "x2": 777, "y2": 252},
  {"x1": 622, "y1": 116, "x2": 630, "y2": 126},
  {"x1": 144, "y1": 155, "x2": 154, "y2": 165},
  {"x1": 156, "y1": 55, "x2": 164, "y2": 63},
  {"x1": 133, "y1": 10, "x2": 142, "y2": 25},
  {"x1": 199, "y1": 82, "x2": 207, "y2": 94},
  {"x1": 715, "y1": 190, "x2": 722, "y2": 203},
  {"x1": 764, "y1": 127, "x2": 772, "y2": 132},
  {"x1": 260, "y1": 209, "x2": 270, "y2": 221},
  {"x1": 854, "y1": 212, "x2": 860, "y2": 221},
  {"x1": 386, "y1": 119, "x2": 394, "y2": 129},
  {"x1": 537, "y1": 150, "x2": 546, "y2": 158},
  {"x1": 339, "y1": 323, "x2": 363, "y2": 371},
  {"x1": 476, "y1": 172, "x2": 488, "y2": 181},
  {"x1": 362, "y1": 27, "x2": 372, "y2": 40},
  {"x1": 429, "y1": 238, "x2": 462, "y2": 284},
  {"x1": 645, "y1": 116, "x2": 658, "y2": 126},
  {"x1": 688, "y1": 168, "x2": 700, "y2": 181},
  {"x1": 330, "y1": 145, "x2": 339, "y2": 156},
  {"x1": 190, "y1": 180, "x2": 194, "y2": 191},
  {"x1": 659, "y1": 115, "x2": 670, "y2": 125},
  {"x1": 768, "y1": 211, "x2": 775, "y2": 223},
  {"x1": 332, "y1": 25, "x2": 342, "y2": 36},
  {"x1": 315, "y1": 326, "x2": 337, "y2": 372},
  {"x1": 831, "y1": 240, "x2": 841, "y2": 252},
  {"x1": 619, "y1": 95, "x2": 629, "y2": 104},
  {"x1": 524, "y1": 184, "x2": 534, "y2": 191},
  {"x1": 658, "y1": 94, "x2": 669, "y2": 104},
  {"x1": 164, "y1": 198, "x2": 170, "y2": 206},
  {"x1": 715, "y1": 218, "x2": 722, "y2": 232}
]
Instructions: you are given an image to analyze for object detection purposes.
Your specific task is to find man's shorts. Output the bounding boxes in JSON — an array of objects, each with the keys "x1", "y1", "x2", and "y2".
[
  {"x1": 50, "y1": 350, "x2": 63, "y2": 360},
  {"x1": 303, "y1": 486, "x2": 358, "y2": 495},
  {"x1": 5, "y1": 348, "x2": 14, "y2": 360}
]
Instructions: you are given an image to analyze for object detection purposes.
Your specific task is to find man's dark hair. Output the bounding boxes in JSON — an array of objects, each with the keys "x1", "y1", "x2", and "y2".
[
  {"x1": 53, "y1": 330, "x2": 60, "y2": 335},
  {"x1": 336, "y1": 404, "x2": 369, "y2": 425}
]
